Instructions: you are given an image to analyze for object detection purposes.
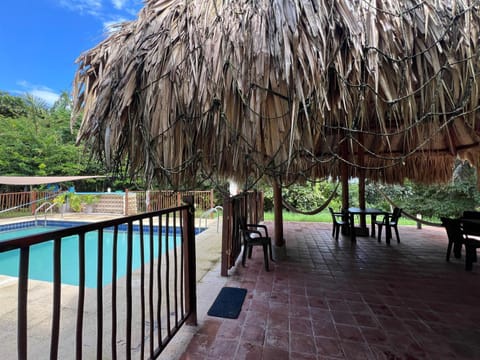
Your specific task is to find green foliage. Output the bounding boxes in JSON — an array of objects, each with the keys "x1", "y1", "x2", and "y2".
[
  {"x1": 0, "y1": 91, "x2": 28, "y2": 118},
  {"x1": 263, "y1": 160, "x2": 479, "y2": 221},
  {"x1": 53, "y1": 193, "x2": 68, "y2": 206},
  {"x1": 262, "y1": 180, "x2": 343, "y2": 212},
  {"x1": 0, "y1": 92, "x2": 104, "y2": 191},
  {"x1": 81, "y1": 194, "x2": 99, "y2": 205},
  {"x1": 68, "y1": 193, "x2": 83, "y2": 212},
  {"x1": 365, "y1": 161, "x2": 479, "y2": 218},
  {"x1": 365, "y1": 183, "x2": 411, "y2": 211},
  {"x1": 53, "y1": 193, "x2": 99, "y2": 212}
]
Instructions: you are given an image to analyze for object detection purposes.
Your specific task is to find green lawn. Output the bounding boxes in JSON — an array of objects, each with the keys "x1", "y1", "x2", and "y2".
[{"x1": 264, "y1": 210, "x2": 435, "y2": 226}]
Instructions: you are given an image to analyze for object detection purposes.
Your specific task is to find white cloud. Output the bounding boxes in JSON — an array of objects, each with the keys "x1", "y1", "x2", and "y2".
[
  {"x1": 57, "y1": 0, "x2": 142, "y2": 21},
  {"x1": 58, "y1": 0, "x2": 103, "y2": 17},
  {"x1": 111, "y1": 0, "x2": 128, "y2": 10},
  {"x1": 15, "y1": 81, "x2": 60, "y2": 107},
  {"x1": 30, "y1": 89, "x2": 61, "y2": 107}
]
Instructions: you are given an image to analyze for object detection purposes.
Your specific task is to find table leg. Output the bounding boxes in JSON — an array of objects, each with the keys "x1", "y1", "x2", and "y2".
[
  {"x1": 385, "y1": 216, "x2": 391, "y2": 245},
  {"x1": 370, "y1": 215, "x2": 376, "y2": 237},
  {"x1": 350, "y1": 213, "x2": 356, "y2": 242}
]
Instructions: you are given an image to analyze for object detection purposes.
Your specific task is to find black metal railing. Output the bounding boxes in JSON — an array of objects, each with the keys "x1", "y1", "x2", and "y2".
[{"x1": 0, "y1": 201, "x2": 197, "y2": 359}]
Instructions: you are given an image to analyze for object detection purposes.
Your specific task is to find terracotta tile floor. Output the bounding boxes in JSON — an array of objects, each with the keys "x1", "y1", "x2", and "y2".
[{"x1": 180, "y1": 222, "x2": 480, "y2": 359}]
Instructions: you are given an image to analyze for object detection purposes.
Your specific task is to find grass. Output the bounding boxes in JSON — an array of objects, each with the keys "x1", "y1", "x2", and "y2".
[
  {"x1": 264, "y1": 211, "x2": 330, "y2": 223},
  {"x1": 0, "y1": 211, "x2": 32, "y2": 219},
  {"x1": 264, "y1": 210, "x2": 437, "y2": 226}
]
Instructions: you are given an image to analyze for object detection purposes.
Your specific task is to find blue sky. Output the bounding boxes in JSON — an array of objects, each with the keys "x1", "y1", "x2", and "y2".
[{"x1": 0, "y1": 0, "x2": 143, "y2": 106}]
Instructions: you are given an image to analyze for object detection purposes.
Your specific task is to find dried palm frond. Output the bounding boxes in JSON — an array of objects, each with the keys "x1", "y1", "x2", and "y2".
[{"x1": 72, "y1": 0, "x2": 480, "y2": 188}]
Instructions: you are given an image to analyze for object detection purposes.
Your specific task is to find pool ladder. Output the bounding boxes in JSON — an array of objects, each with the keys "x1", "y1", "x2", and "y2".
[
  {"x1": 198, "y1": 206, "x2": 223, "y2": 232},
  {"x1": 34, "y1": 202, "x2": 57, "y2": 226}
]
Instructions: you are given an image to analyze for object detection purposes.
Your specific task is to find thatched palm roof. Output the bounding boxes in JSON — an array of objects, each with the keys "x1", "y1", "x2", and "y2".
[{"x1": 72, "y1": 0, "x2": 480, "y2": 188}]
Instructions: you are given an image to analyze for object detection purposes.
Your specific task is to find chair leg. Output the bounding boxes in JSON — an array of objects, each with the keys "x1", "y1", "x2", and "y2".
[
  {"x1": 465, "y1": 246, "x2": 475, "y2": 271},
  {"x1": 446, "y1": 240, "x2": 453, "y2": 261},
  {"x1": 242, "y1": 244, "x2": 248, "y2": 267},
  {"x1": 335, "y1": 224, "x2": 340, "y2": 241},
  {"x1": 377, "y1": 225, "x2": 383, "y2": 243},
  {"x1": 452, "y1": 242, "x2": 462, "y2": 259},
  {"x1": 394, "y1": 226, "x2": 400, "y2": 243},
  {"x1": 248, "y1": 246, "x2": 253, "y2": 259},
  {"x1": 268, "y1": 242, "x2": 275, "y2": 262},
  {"x1": 263, "y1": 244, "x2": 269, "y2": 271}
]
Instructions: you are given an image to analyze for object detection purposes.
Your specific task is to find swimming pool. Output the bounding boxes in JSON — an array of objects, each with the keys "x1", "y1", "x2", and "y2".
[{"x1": 0, "y1": 221, "x2": 197, "y2": 288}]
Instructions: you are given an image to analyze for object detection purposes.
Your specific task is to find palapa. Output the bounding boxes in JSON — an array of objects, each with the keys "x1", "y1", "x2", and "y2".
[{"x1": 72, "y1": 0, "x2": 480, "y2": 188}]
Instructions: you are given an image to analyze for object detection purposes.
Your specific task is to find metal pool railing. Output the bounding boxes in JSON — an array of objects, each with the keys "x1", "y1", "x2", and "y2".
[{"x1": 0, "y1": 200, "x2": 197, "y2": 360}]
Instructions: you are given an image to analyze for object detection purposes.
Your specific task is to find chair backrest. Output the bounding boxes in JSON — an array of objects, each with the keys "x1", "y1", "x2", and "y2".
[
  {"x1": 441, "y1": 217, "x2": 463, "y2": 244},
  {"x1": 238, "y1": 215, "x2": 246, "y2": 229},
  {"x1": 328, "y1": 207, "x2": 338, "y2": 224},
  {"x1": 462, "y1": 211, "x2": 480, "y2": 220},
  {"x1": 461, "y1": 219, "x2": 480, "y2": 237},
  {"x1": 392, "y1": 207, "x2": 402, "y2": 222},
  {"x1": 237, "y1": 216, "x2": 252, "y2": 242}
]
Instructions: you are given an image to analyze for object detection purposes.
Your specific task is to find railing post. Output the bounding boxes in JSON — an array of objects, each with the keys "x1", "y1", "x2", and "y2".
[
  {"x1": 221, "y1": 196, "x2": 231, "y2": 277},
  {"x1": 18, "y1": 248, "x2": 29, "y2": 360},
  {"x1": 182, "y1": 196, "x2": 197, "y2": 325},
  {"x1": 124, "y1": 189, "x2": 129, "y2": 216},
  {"x1": 210, "y1": 189, "x2": 214, "y2": 211},
  {"x1": 30, "y1": 191, "x2": 37, "y2": 215},
  {"x1": 252, "y1": 190, "x2": 258, "y2": 224},
  {"x1": 146, "y1": 190, "x2": 151, "y2": 212},
  {"x1": 259, "y1": 191, "x2": 265, "y2": 222}
]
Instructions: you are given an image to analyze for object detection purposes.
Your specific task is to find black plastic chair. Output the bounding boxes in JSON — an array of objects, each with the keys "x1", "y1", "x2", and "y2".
[
  {"x1": 441, "y1": 217, "x2": 463, "y2": 261},
  {"x1": 462, "y1": 211, "x2": 480, "y2": 220},
  {"x1": 374, "y1": 207, "x2": 402, "y2": 243},
  {"x1": 239, "y1": 217, "x2": 274, "y2": 271},
  {"x1": 460, "y1": 220, "x2": 480, "y2": 271},
  {"x1": 329, "y1": 207, "x2": 348, "y2": 241}
]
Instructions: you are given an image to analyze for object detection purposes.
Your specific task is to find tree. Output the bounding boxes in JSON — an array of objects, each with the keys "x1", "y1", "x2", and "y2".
[
  {"x1": 0, "y1": 92, "x2": 105, "y2": 190},
  {"x1": 0, "y1": 91, "x2": 28, "y2": 118},
  {"x1": 23, "y1": 93, "x2": 48, "y2": 134},
  {"x1": 366, "y1": 160, "x2": 480, "y2": 219}
]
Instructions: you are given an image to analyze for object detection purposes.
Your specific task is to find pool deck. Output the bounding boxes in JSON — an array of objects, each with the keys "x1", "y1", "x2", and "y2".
[
  {"x1": 0, "y1": 213, "x2": 225, "y2": 359},
  {"x1": 0, "y1": 213, "x2": 126, "y2": 225}
]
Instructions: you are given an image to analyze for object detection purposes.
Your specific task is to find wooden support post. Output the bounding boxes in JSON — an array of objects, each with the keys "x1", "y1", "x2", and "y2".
[
  {"x1": 358, "y1": 132, "x2": 366, "y2": 228},
  {"x1": 221, "y1": 196, "x2": 232, "y2": 277},
  {"x1": 340, "y1": 141, "x2": 349, "y2": 211},
  {"x1": 340, "y1": 141, "x2": 350, "y2": 235},
  {"x1": 182, "y1": 196, "x2": 197, "y2": 325},
  {"x1": 273, "y1": 180, "x2": 285, "y2": 248}
]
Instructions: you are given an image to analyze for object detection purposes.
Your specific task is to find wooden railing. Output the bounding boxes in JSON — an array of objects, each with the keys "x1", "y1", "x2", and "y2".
[
  {"x1": 0, "y1": 191, "x2": 56, "y2": 217},
  {"x1": 221, "y1": 191, "x2": 264, "y2": 276},
  {"x1": 134, "y1": 190, "x2": 214, "y2": 214},
  {"x1": 0, "y1": 201, "x2": 197, "y2": 359},
  {"x1": 0, "y1": 190, "x2": 215, "y2": 217}
]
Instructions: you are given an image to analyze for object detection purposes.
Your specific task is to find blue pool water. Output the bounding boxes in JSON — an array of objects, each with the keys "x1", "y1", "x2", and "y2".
[{"x1": 0, "y1": 221, "x2": 192, "y2": 288}]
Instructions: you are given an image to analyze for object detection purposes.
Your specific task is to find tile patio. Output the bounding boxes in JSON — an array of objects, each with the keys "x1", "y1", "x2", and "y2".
[{"x1": 179, "y1": 221, "x2": 480, "y2": 360}]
